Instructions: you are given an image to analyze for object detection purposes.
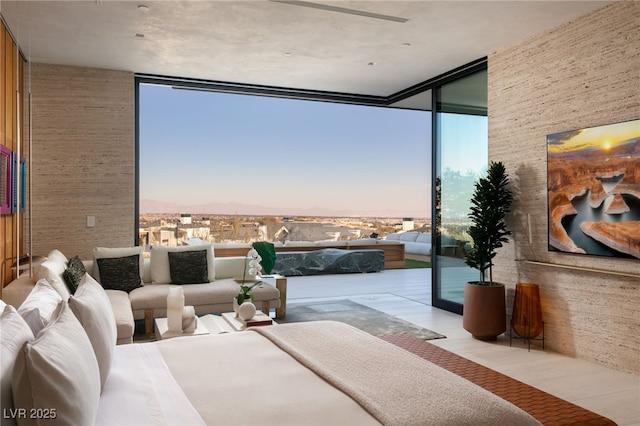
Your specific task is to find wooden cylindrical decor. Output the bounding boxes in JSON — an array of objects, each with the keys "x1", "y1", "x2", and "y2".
[{"x1": 511, "y1": 283, "x2": 543, "y2": 339}]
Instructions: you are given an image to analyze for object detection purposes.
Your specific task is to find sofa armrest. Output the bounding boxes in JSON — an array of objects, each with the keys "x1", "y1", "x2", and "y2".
[
  {"x1": 2, "y1": 275, "x2": 36, "y2": 308},
  {"x1": 214, "y1": 256, "x2": 247, "y2": 279}
]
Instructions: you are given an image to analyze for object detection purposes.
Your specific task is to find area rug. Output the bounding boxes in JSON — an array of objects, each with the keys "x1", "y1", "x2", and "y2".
[
  {"x1": 379, "y1": 333, "x2": 616, "y2": 426},
  {"x1": 278, "y1": 299, "x2": 446, "y2": 340}
]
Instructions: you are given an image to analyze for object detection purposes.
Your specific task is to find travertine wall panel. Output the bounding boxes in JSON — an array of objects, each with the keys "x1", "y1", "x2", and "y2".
[
  {"x1": 29, "y1": 64, "x2": 134, "y2": 259},
  {"x1": 489, "y1": 1, "x2": 639, "y2": 373}
]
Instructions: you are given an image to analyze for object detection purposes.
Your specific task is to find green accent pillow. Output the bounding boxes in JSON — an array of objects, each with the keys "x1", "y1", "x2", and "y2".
[{"x1": 252, "y1": 241, "x2": 277, "y2": 274}]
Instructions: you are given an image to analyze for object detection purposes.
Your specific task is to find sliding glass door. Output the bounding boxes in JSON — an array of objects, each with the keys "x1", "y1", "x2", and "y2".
[{"x1": 432, "y1": 67, "x2": 487, "y2": 314}]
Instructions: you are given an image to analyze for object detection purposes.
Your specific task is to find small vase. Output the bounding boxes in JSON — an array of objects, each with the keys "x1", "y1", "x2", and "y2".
[{"x1": 237, "y1": 301, "x2": 257, "y2": 321}]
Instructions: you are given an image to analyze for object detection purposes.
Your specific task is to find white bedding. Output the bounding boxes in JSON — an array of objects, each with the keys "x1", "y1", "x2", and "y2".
[
  {"x1": 154, "y1": 330, "x2": 381, "y2": 425},
  {"x1": 96, "y1": 321, "x2": 539, "y2": 426},
  {"x1": 96, "y1": 344, "x2": 205, "y2": 425}
]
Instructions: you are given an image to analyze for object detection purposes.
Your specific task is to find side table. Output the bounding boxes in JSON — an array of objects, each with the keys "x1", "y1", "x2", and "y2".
[
  {"x1": 154, "y1": 317, "x2": 209, "y2": 340},
  {"x1": 154, "y1": 314, "x2": 234, "y2": 339}
]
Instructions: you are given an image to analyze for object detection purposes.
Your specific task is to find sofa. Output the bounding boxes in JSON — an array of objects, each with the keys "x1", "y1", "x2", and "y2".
[
  {"x1": 2, "y1": 246, "x2": 284, "y2": 344},
  {"x1": 384, "y1": 232, "x2": 433, "y2": 256},
  {"x1": 384, "y1": 232, "x2": 467, "y2": 258}
]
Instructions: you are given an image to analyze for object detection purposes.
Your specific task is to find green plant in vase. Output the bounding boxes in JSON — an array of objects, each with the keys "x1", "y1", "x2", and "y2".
[
  {"x1": 236, "y1": 281, "x2": 263, "y2": 305},
  {"x1": 465, "y1": 161, "x2": 513, "y2": 286},
  {"x1": 462, "y1": 161, "x2": 514, "y2": 341}
]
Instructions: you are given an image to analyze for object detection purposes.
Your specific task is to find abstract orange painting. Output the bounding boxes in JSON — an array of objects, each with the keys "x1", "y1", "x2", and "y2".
[{"x1": 547, "y1": 119, "x2": 639, "y2": 259}]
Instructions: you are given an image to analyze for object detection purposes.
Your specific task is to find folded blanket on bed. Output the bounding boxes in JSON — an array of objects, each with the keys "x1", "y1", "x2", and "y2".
[{"x1": 251, "y1": 321, "x2": 541, "y2": 426}]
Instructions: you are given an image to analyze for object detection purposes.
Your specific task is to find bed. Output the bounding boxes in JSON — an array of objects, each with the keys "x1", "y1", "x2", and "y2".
[{"x1": 2, "y1": 275, "x2": 541, "y2": 426}]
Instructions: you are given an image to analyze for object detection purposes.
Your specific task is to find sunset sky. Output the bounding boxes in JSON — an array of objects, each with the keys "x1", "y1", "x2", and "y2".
[{"x1": 547, "y1": 119, "x2": 639, "y2": 154}]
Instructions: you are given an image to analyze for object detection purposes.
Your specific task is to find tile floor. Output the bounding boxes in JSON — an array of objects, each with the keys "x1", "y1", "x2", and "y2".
[{"x1": 284, "y1": 268, "x2": 640, "y2": 426}]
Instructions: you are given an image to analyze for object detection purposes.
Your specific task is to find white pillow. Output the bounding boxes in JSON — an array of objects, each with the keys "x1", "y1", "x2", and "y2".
[
  {"x1": 150, "y1": 244, "x2": 215, "y2": 283},
  {"x1": 416, "y1": 233, "x2": 432, "y2": 244},
  {"x1": 399, "y1": 232, "x2": 420, "y2": 242},
  {"x1": 385, "y1": 233, "x2": 401, "y2": 241},
  {"x1": 17, "y1": 279, "x2": 63, "y2": 336},
  {"x1": 69, "y1": 274, "x2": 117, "y2": 392},
  {"x1": 1, "y1": 304, "x2": 34, "y2": 426},
  {"x1": 92, "y1": 246, "x2": 144, "y2": 284},
  {"x1": 34, "y1": 250, "x2": 70, "y2": 300},
  {"x1": 12, "y1": 301, "x2": 101, "y2": 426}
]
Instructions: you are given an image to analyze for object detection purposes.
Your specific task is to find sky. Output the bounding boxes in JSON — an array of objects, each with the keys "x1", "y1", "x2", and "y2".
[
  {"x1": 547, "y1": 119, "x2": 639, "y2": 153},
  {"x1": 139, "y1": 83, "x2": 432, "y2": 217}
]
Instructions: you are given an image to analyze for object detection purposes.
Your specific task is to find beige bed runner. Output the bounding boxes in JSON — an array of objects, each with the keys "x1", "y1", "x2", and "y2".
[{"x1": 251, "y1": 321, "x2": 541, "y2": 426}]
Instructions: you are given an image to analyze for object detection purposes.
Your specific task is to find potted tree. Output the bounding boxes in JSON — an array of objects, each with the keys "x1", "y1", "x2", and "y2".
[{"x1": 462, "y1": 161, "x2": 513, "y2": 340}]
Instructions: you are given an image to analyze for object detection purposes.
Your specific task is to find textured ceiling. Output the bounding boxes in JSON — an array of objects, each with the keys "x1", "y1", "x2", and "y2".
[{"x1": 1, "y1": 1, "x2": 611, "y2": 99}]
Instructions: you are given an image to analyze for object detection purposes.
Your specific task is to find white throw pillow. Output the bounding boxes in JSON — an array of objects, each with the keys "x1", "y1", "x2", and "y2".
[
  {"x1": 12, "y1": 301, "x2": 101, "y2": 426},
  {"x1": 69, "y1": 274, "x2": 117, "y2": 392},
  {"x1": 17, "y1": 279, "x2": 63, "y2": 336},
  {"x1": 92, "y1": 246, "x2": 144, "y2": 284},
  {"x1": 150, "y1": 244, "x2": 215, "y2": 283},
  {"x1": 46, "y1": 249, "x2": 68, "y2": 265},
  {"x1": 1, "y1": 305, "x2": 34, "y2": 426},
  {"x1": 34, "y1": 250, "x2": 70, "y2": 300}
]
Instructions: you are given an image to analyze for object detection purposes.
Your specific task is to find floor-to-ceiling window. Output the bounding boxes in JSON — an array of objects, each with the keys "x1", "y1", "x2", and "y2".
[
  {"x1": 432, "y1": 66, "x2": 487, "y2": 314},
  {"x1": 136, "y1": 79, "x2": 431, "y2": 251}
]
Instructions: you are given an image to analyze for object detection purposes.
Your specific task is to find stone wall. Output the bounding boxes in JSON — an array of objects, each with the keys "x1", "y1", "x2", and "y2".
[
  {"x1": 29, "y1": 64, "x2": 135, "y2": 259},
  {"x1": 488, "y1": 1, "x2": 639, "y2": 373}
]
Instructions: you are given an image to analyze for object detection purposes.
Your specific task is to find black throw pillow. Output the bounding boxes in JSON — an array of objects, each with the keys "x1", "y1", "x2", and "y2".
[
  {"x1": 168, "y1": 250, "x2": 209, "y2": 284},
  {"x1": 62, "y1": 255, "x2": 86, "y2": 294},
  {"x1": 96, "y1": 254, "x2": 143, "y2": 293}
]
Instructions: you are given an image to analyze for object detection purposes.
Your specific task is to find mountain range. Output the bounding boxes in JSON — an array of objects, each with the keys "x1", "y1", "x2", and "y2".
[{"x1": 140, "y1": 198, "x2": 429, "y2": 218}]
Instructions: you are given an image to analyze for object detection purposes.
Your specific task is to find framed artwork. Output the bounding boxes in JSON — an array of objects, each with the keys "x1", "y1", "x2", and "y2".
[
  {"x1": 547, "y1": 119, "x2": 639, "y2": 259},
  {"x1": 0, "y1": 145, "x2": 12, "y2": 215}
]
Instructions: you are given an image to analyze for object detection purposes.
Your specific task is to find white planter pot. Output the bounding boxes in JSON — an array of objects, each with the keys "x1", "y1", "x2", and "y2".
[{"x1": 237, "y1": 301, "x2": 257, "y2": 321}]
